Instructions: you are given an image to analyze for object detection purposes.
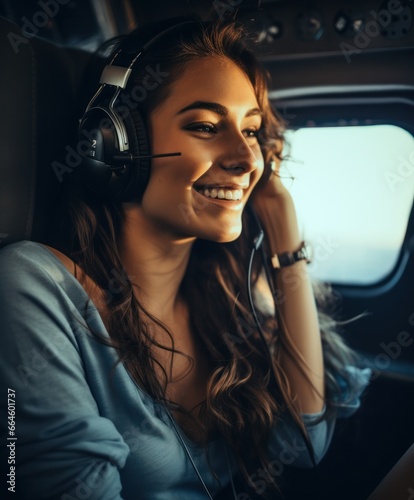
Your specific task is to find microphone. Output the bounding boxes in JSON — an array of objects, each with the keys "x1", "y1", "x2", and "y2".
[
  {"x1": 112, "y1": 152, "x2": 181, "y2": 163},
  {"x1": 109, "y1": 152, "x2": 182, "y2": 172}
]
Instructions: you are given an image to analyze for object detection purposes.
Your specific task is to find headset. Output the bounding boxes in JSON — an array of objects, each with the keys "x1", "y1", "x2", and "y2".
[{"x1": 77, "y1": 21, "x2": 194, "y2": 201}]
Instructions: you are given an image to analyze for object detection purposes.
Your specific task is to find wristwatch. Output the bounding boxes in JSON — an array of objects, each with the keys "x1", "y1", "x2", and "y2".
[{"x1": 270, "y1": 241, "x2": 312, "y2": 269}]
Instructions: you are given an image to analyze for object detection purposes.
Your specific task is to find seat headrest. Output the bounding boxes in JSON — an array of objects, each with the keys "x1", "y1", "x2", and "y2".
[{"x1": 0, "y1": 16, "x2": 91, "y2": 249}]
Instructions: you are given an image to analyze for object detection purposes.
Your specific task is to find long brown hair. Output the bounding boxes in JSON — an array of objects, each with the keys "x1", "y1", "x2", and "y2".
[{"x1": 52, "y1": 19, "x2": 362, "y2": 496}]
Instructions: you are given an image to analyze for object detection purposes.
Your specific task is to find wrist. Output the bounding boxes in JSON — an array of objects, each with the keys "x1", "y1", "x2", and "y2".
[{"x1": 270, "y1": 241, "x2": 312, "y2": 270}]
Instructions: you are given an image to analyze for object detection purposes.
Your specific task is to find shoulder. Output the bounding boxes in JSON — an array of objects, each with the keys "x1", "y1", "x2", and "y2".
[
  {"x1": 0, "y1": 241, "x2": 110, "y2": 359},
  {"x1": 0, "y1": 241, "x2": 87, "y2": 320},
  {"x1": 0, "y1": 240, "x2": 107, "y2": 313},
  {"x1": 0, "y1": 240, "x2": 66, "y2": 287},
  {"x1": 0, "y1": 241, "x2": 81, "y2": 323},
  {"x1": 0, "y1": 240, "x2": 78, "y2": 293}
]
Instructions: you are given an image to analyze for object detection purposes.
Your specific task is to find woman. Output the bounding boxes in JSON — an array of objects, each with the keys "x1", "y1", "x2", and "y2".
[{"x1": 0, "y1": 19, "x2": 370, "y2": 499}]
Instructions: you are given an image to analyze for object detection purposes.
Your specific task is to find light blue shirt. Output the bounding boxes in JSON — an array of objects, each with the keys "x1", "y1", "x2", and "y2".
[{"x1": 0, "y1": 241, "x2": 371, "y2": 499}]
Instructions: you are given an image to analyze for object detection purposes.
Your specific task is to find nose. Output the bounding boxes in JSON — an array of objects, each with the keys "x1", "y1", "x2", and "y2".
[{"x1": 218, "y1": 132, "x2": 262, "y2": 174}]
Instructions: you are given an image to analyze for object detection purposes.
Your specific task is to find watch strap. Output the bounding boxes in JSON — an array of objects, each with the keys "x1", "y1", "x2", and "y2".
[{"x1": 270, "y1": 241, "x2": 312, "y2": 269}]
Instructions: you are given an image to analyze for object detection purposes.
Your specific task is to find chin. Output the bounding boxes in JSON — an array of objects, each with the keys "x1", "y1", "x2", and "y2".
[{"x1": 208, "y1": 226, "x2": 242, "y2": 243}]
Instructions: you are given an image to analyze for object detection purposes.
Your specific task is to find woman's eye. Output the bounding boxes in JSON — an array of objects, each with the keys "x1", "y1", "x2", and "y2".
[
  {"x1": 183, "y1": 123, "x2": 260, "y2": 141},
  {"x1": 183, "y1": 123, "x2": 217, "y2": 134},
  {"x1": 244, "y1": 128, "x2": 259, "y2": 141}
]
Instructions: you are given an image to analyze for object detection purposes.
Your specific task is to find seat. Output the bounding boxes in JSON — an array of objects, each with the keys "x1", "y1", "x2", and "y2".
[{"x1": 0, "y1": 16, "x2": 91, "y2": 249}]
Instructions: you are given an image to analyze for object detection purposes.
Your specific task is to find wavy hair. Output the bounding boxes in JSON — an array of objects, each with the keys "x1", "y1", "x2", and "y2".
[{"x1": 52, "y1": 19, "x2": 362, "y2": 497}]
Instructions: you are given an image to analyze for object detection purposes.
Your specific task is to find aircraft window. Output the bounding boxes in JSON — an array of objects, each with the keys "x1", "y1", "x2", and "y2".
[{"x1": 281, "y1": 124, "x2": 414, "y2": 285}]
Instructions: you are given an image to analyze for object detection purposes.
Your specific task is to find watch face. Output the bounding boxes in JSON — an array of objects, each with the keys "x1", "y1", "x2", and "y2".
[
  {"x1": 303, "y1": 243, "x2": 312, "y2": 263},
  {"x1": 294, "y1": 242, "x2": 312, "y2": 264},
  {"x1": 298, "y1": 247, "x2": 306, "y2": 259}
]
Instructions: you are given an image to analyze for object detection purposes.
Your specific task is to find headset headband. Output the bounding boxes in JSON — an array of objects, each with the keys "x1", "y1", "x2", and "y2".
[{"x1": 84, "y1": 20, "x2": 198, "y2": 121}]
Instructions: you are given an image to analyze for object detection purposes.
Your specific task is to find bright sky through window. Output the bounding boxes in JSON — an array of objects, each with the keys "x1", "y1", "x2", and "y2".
[{"x1": 281, "y1": 125, "x2": 414, "y2": 285}]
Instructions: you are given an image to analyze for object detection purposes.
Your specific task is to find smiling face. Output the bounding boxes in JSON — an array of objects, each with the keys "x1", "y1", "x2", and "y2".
[{"x1": 139, "y1": 56, "x2": 265, "y2": 243}]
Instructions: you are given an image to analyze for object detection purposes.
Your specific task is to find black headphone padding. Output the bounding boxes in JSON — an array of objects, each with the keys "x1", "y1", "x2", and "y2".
[
  {"x1": 117, "y1": 106, "x2": 151, "y2": 202},
  {"x1": 78, "y1": 102, "x2": 151, "y2": 202}
]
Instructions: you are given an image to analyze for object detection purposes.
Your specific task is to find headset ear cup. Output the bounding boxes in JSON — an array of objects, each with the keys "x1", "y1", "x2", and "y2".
[
  {"x1": 78, "y1": 108, "x2": 116, "y2": 195},
  {"x1": 117, "y1": 107, "x2": 151, "y2": 202},
  {"x1": 78, "y1": 104, "x2": 151, "y2": 202}
]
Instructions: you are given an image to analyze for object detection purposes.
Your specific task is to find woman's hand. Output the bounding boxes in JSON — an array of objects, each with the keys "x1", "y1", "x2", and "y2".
[
  {"x1": 253, "y1": 159, "x2": 291, "y2": 199},
  {"x1": 250, "y1": 159, "x2": 302, "y2": 254}
]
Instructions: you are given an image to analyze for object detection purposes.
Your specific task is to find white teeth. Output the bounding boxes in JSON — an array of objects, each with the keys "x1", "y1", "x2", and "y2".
[{"x1": 198, "y1": 187, "x2": 243, "y2": 201}]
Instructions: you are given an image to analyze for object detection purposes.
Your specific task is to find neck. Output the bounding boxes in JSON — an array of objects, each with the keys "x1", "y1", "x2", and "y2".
[{"x1": 119, "y1": 205, "x2": 195, "y2": 320}]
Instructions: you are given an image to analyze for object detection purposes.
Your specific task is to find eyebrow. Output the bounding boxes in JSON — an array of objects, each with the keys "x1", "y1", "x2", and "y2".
[{"x1": 176, "y1": 100, "x2": 262, "y2": 118}]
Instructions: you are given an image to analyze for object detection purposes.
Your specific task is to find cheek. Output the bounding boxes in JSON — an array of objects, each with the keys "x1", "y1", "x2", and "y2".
[
  {"x1": 151, "y1": 161, "x2": 206, "y2": 188},
  {"x1": 141, "y1": 158, "x2": 202, "y2": 206}
]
